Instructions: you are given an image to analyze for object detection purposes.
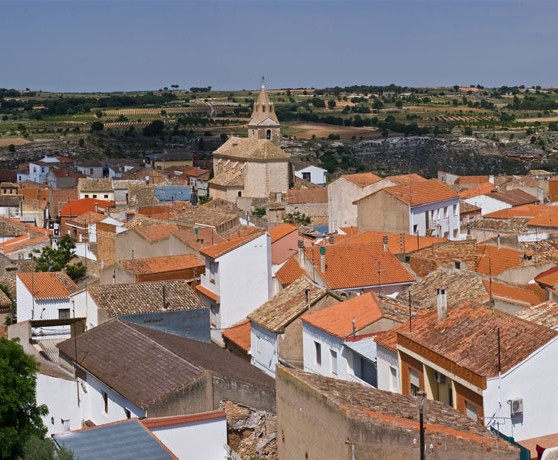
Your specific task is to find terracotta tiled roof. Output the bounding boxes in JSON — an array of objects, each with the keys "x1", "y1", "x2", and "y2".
[
  {"x1": 280, "y1": 367, "x2": 514, "y2": 450},
  {"x1": 195, "y1": 284, "x2": 220, "y2": 303},
  {"x1": 199, "y1": 228, "x2": 264, "y2": 259},
  {"x1": 134, "y1": 223, "x2": 179, "y2": 242},
  {"x1": 483, "y1": 279, "x2": 546, "y2": 307},
  {"x1": 287, "y1": 189, "x2": 327, "y2": 205},
  {"x1": 171, "y1": 227, "x2": 226, "y2": 249},
  {"x1": 249, "y1": 276, "x2": 328, "y2": 332},
  {"x1": 341, "y1": 172, "x2": 381, "y2": 187},
  {"x1": 475, "y1": 244, "x2": 523, "y2": 275},
  {"x1": 60, "y1": 198, "x2": 114, "y2": 217},
  {"x1": 89, "y1": 280, "x2": 204, "y2": 316},
  {"x1": 515, "y1": 300, "x2": 558, "y2": 329},
  {"x1": 303, "y1": 292, "x2": 389, "y2": 338},
  {"x1": 18, "y1": 272, "x2": 79, "y2": 299},
  {"x1": 455, "y1": 175, "x2": 490, "y2": 185},
  {"x1": 399, "y1": 265, "x2": 488, "y2": 310},
  {"x1": 374, "y1": 328, "x2": 399, "y2": 351},
  {"x1": 121, "y1": 254, "x2": 204, "y2": 275},
  {"x1": 275, "y1": 256, "x2": 307, "y2": 287},
  {"x1": 222, "y1": 319, "x2": 251, "y2": 352},
  {"x1": 338, "y1": 230, "x2": 446, "y2": 255},
  {"x1": 486, "y1": 189, "x2": 537, "y2": 206},
  {"x1": 397, "y1": 303, "x2": 558, "y2": 377},
  {"x1": 383, "y1": 179, "x2": 458, "y2": 206},
  {"x1": 70, "y1": 211, "x2": 106, "y2": 226},
  {"x1": 214, "y1": 136, "x2": 289, "y2": 160},
  {"x1": 0, "y1": 235, "x2": 50, "y2": 254},
  {"x1": 459, "y1": 182, "x2": 496, "y2": 199},
  {"x1": 268, "y1": 223, "x2": 298, "y2": 244},
  {"x1": 208, "y1": 169, "x2": 244, "y2": 188},
  {"x1": 385, "y1": 173, "x2": 427, "y2": 185},
  {"x1": 459, "y1": 200, "x2": 481, "y2": 214},
  {"x1": 484, "y1": 204, "x2": 539, "y2": 219},
  {"x1": 304, "y1": 243, "x2": 415, "y2": 290},
  {"x1": 535, "y1": 265, "x2": 558, "y2": 288}
]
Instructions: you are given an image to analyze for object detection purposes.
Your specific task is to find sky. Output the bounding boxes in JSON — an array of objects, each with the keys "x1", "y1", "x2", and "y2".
[{"x1": 1, "y1": 0, "x2": 558, "y2": 92}]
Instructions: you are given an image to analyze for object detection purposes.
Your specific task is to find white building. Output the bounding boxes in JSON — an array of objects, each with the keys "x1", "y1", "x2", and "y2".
[
  {"x1": 295, "y1": 165, "x2": 328, "y2": 186},
  {"x1": 196, "y1": 229, "x2": 272, "y2": 345},
  {"x1": 465, "y1": 189, "x2": 537, "y2": 216},
  {"x1": 248, "y1": 276, "x2": 339, "y2": 377},
  {"x1": 16, "y1": 272, "x2": 80, "y2": 323},
  {"x1": 26, "y1": 157, "x2": 61, "y2": 184},
  {"x1": 301, "y1": 292, "x2": 408, "y2": 386}
]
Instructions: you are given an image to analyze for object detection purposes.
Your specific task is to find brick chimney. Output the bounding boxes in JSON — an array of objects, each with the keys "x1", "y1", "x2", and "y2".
[{"x1": 436, "y1": 286, "x2": 447, "y2": 321}]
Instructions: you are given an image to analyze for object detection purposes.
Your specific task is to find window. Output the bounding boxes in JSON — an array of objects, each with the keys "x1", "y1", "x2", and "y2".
[
  {"x1": 102, "y1": 391, "x2": 108, "y2": 414},
  {"x1": 302, "y1": 172, "x2": 311, "y2": 181},
  {"x1": 453, "y1": 204, "x2": 458, "y2": 216},
  {"x1": 413, "y1": 224, "x2": 418, "y2": 234},
  {"x1": 390, "y1": 367, "x2": 398, "y2": 391},
  {"x1": 266, "y1": 129, "x2": 271, "y2": 139},
  {"x1": 453, "y1": 228, "x2": 458, "y2": 238},
  {"x1": 410, "y1": 368, "x2": 420, "y2": 396},
  {"x1": 104, "y1": 194, "x2": 109, "y2": 199},
  {"x1": 85, "y1": 194, "x2": 89, "y2": 198},
  {"x1": 238, "y1": 191, "x2": 242, "y2": 197},
  {"x1": 58, "y1": 308, "x2": 70, "y2": 320},
  {"x1": 315, "y1": 342, "x2": 322, "y2": 366},
  {"x1": 330, "y1": 350, "x2": 338, "y2": 375},
  {"x1": 125, "y1": 409, "x2": 131, "y2": 419},
  {"x1": 465, "y1": 401, "x2": 478, "y2": 421},
  {"x1": 209, "y1": 261, "x2": 217, "y2": 283},
  {"x1": 444, "y1": 206, "x2": 449, "y2": 218},
  {"x1": 90, "y1": 168, "x2": 94, "y2": 175},
  {"x1": 93, "y1": 194, "x2": 97, "y2": 199}
]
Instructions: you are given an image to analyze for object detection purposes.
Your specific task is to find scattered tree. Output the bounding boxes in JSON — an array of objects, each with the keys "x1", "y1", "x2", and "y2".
[
  {"x1": 143, "y1": 120, "x2": 165, "y2": 137},
  {"x1": 90, "y1": 121, "x2": 104, "y2": 132}
]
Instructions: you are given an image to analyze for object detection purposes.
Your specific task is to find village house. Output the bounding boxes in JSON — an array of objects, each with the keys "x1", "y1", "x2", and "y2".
[
  {"x1": 300, "y1": 242, "x2": 415, "y2": 296},
  {"x1": 16, "y1": 272, "x2": 80, "y2": 322},
  {"x1": 268, "y1": 222, "x2": 299, "y2": 275},
  {"x1": 286, "y1": 188, "x2": 328, "y2": 227},
  {"x1": 78, "y1": 178, "x2": 115, "y2": 201},
  {"x1": 53, "y1": 413, "x2": 228, "y2": 460},
  {"x1": 100, "y1": 253, "x2": 205, "y2": 286},
  {"x1": 196, "y1": 229, "x2": 272, "y2": 345},
  {"x1": 301, "y1": 292, "x2": 408, "y2": 387},
  {"x1": 294, "y1": 164, "x2": 328, "y2": 185},
  {"x1": 151, "y1": 149, "x2": 195, "y2": 170},
  {"x1": 354, "y1": 178, "x2": 461, "y2": 240},
  {"x1": 464, "y1": 188, "x2": 537, "y2": 216},
  {"x1": 248, "y1": 276, "x2": 340, "y2": 377},
  {"x1": 37, "y1": 319, "x2": 275, "y2": 436},
  {"x1": 76, "y1": 159, "x2": 105, "y2": 178},
  {"x1": 72, "y1": 279, "x2": 208, "y2": 338},
  {"x1": 375, "y1": 300, "x2": 558, "y2": 442}
]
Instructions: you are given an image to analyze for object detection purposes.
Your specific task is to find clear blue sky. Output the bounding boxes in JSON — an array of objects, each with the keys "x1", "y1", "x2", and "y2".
[{"x1": 2, "y1": 1, "x2": 557, "y2": 92}]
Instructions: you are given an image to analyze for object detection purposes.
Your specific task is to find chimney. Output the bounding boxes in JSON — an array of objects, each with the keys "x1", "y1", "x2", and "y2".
[
  {"x1": 305, "y1": 288, "x2": 310, "y2": 307},
  {"x1": 319, "y1": 246, "x2": 326, "y2": 272},
  {"x1": 436, "y1": 287, "x2": 447, "y2": 321},
  {"x1": 497, "y1": 233, "x2": 501, "y2": 249},
  {"x1": 94, "y1": 203, "x2": 99, "y2": 213},
  {"x1": 383, "y1": 235, "x2": 389, "y2": 252}
]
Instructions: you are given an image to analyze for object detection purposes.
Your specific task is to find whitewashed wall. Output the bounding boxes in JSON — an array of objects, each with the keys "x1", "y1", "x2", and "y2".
[
  {"x1": 150, "y1": 416, "x2": 228, "y2": 460},
  {"x1": 483, "y1": 337, "x2": 558, "y2": 441},
  {"x1": 464, "y1": 195, "x2": 511, "y2": 216},
  {"x1": 302, "y1": 322, "x2": 350, "y2": 380},
  {"x1": 251, "y1": 323, "x2": 278, "y2": 377},
  {"x1": 410, "y1": 198, "x2": 460, "y2": 240},
  {"x1": 37, "y1": 373, "x2": 82, "y2": 436},
  {"x1": 376, "y1": 345, "x2": 400, "y2": 393}
]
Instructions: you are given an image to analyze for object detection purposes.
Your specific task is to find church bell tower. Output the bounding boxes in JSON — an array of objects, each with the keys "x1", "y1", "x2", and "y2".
[{"x1": 247, "y1": 77, "x2": 281, "y2": 146}]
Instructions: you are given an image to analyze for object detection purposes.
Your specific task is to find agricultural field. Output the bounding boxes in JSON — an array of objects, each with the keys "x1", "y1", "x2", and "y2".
[{"x1": 2, "y1": 84, "x2": 558, "y2": 175}]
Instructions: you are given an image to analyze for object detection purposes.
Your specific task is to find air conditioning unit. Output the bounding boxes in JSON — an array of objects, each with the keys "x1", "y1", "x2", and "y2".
[
  {"x1": 434, "y1": 371, "x2": 446, "y2": 384},
  {"x1": 510, "y1": 397, "x2": 523, "y2": 416}
]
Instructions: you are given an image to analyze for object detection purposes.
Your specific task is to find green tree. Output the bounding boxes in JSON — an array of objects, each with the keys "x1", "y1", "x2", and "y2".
[
  {"x1": 90, "y1": 121, "x2": 104, "y2": 132},
  {"x1": 327, "y1": 99, "x2": 336, "y2": 109},
  {"x1": 0, "y1": 338, "x2": 48, "y2": 460},
  {"x1": 143, "y1": 120, "x2": 165, "y2": 137},
  {"x1": 8, "y1": 144, "x2": 15, "y2": 153},
  {"x1": 31, "y1": 235, "x2": 86, "y2": 282},
  {"x1": 20, "y1": 436, "x2": 74, "y2": 460}
]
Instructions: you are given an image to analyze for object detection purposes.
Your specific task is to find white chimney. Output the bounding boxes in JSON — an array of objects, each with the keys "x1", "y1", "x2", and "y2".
[
  {"x1": 436, "y1": 287, "x2": 447, "y2": 321},
  {"x1": 320, "y1": 246, "x2": 326, "y2": 272},
  {"x1": 497, "y1": 233, "x2": 501, "y2": 249}
]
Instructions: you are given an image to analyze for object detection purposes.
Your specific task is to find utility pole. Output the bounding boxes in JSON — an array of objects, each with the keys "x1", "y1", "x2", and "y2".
[{"x1": 418, "y1": 391, "x2": 426, "y2": 460}]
